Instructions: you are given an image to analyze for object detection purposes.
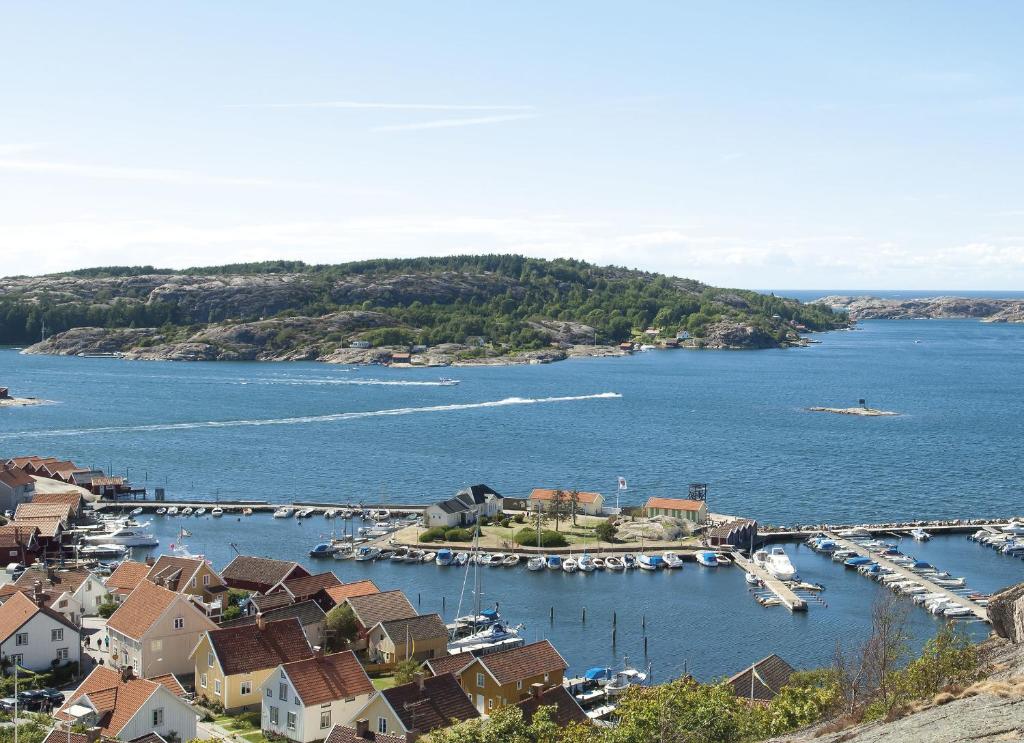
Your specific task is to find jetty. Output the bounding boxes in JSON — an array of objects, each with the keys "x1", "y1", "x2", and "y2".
[
  {"x1": 732, "y1": 554, "x2": 807, "y2": 612},
  {"x1": 824, "y1": 531, "x2": 989, "y2": 622}
]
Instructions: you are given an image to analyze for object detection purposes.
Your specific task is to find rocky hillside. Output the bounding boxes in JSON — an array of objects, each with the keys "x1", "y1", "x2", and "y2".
[
  {"x1": 1, "y1": 256, "x2": 847, "y2": 363},
  {"x1": 816, "y1": 295, "x2": 1024, "y2": 322}
]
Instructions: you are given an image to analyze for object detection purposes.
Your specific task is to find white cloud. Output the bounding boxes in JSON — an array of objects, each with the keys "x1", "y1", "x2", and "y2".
[
  {"x1": 370, "y1": 114, "x2": 539, "y2": 132},
  {"x1": 0, "y1": 158, "x2": 282, "y2": 187},
  {"x1": 230, "y1": 100, "x2": 535, "y2": 111},
  {"x1": 0, "y1": 144, "x2": 41, "y2": 156}
]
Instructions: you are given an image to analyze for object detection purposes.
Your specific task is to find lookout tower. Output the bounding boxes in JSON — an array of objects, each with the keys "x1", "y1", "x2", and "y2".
[{"x1": 688, "y1": 483, "x2": 707, "y2": 501}]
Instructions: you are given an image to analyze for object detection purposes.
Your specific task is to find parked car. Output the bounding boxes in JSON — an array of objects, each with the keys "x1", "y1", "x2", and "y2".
[
  {"x1": 0, "y1": 697, "x2": 17, "y2": 712},
  {"x1": 39, "y1": 688, "x2": 65, "y2": 707},
  {"x1": 16, "y1": 690, "x2": 46, "y2": 711}
]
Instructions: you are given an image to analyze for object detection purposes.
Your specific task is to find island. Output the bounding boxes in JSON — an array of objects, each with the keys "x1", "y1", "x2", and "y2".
[
  {"x1": 814, "y1": 295, "x2": 1024, "y2": 323},
  {"x1": 0, "y1": 387, "x2": 46, "y2": 407},
  {"x1": 1, "y1": 256, "x2": 848, "y2": 366},
  {"x1": 808, "y1": 406, "x2": 899, "y2": 417}
]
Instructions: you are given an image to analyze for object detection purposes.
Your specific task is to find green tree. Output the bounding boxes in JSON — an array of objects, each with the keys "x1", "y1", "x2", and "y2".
[
  {"x1": 324, "y1": 604, "x2": 359, "y2": 651},
  {"x1": 594, "y1": 521, "x2": 616, "y2": 543},
  {"x1": 394, "y1": 658, "x2": 420, "y2": 685}
]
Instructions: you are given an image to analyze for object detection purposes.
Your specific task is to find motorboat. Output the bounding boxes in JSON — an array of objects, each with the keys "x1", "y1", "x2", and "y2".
[
  {"x1": 910, "y1": 528, "x2": 931, "y2": 541},
  {"x1": 130, "y1": 507, "x2": 143, "y2": 516},
  {"x1": 637, "y1": 554, "x2": 663, "y2": 571},
  {"x1": 340, "y1": 509, "x2": 354, "y2": 519},
  {"x1": 324, "y1": 509, "x2": 337, "y2": 518},
  {"x1": 527, "y1": 556, "x2": 545, "y2": 571},
  {"x1": 604, "y1": 556, "x2": 624, "y2": 571},
  {"x1": 390, "y1": 548, "x2": 409, "y2": 562},
  {"x1": 436, "y1": 549, "x2": 454, "y2": 566},
  {"x1": 807, "y1": 537, "x2": 837, "y2": 553},
  {"x1": 1003, "y1": 521, "x2": 1024, "y2": 535},
  {"x1": 421, "y1": 551, "x2": 436, "y2": 563},
  {"x1": 838, "y1": 527, "x2": 872, "y2": 538},
  {"x1": 943, "y1": 606, "x2": 973, "y2": 618},
  {"x1": 296, "y1": 508, "x2": 315, "y2": 518},
  {"x1": 155, "y1": 508, "x2": 167, "y2": 515},
  {"x1": 437, "y1": 377, "x2": 459, "y2": 385},
  {"x1": 454, "y1": 552, "x2": 469, "y2": 567},
  {"x1": 242, "y1": 507, "x2": 253, "y2": 516},
  {"x1": 765, "y1": 547, "x2": 797, "y2": 580},
  {"x1": 273, "y1": 507, "x2": 294, "y2": 518},
  {"x1": 578, "y1": 554, "x2": 596, "y2": 572},
  {"x1": 167, "y1": 507, "x2": 179, "y2": 515},
  {"x1": 80, "y1": 543, "x2": 128, "y2": 558},
  {"x1": 486, "y1": 553, "x2": 506, "y2": 567},
  {"x1": 662, "y1": 552, "x2": 684, "y2": 569},
  {"x1": 354, "y1": 546, "x2": 380, "y2": 561},
  {"x1": 715, "y1": 553, "x2": 732, "y2": 566},
  {"x1": 562, "y1": 557, "x2": 579, "y2": 573},
  {"x1": 407, "y1": 549, "x2": 425, "y2": 562},
  {"x1": 604, "y1": 659, "x2": 649, "y2": 698},
  {"x1": 622, "y1": 554, "x2": 637, "y2": 569},
  {"x1": 372, "y1": 509, "x2": 391, "y2": 521},
  {"x1": 181, "y1": 507, "x2": 193, "y2": 516},
  {"x1": 546, "y1": 555, "x2": 562, "y2": 570},
  {"x1": 844, "y1": 556, "x2": 873, "y2": 568},
  {"x1": 83, "y1": 527, "x2": 158, "y2": 547},
  {"x1": 195, "y1": 507, "x2": 207, "y2": 516},
  {"x1": 211, "y1": 507, "x2": 224, "y2": 517},
  {"x1": 502, "y1": 554, "x2": 520, "y2": 567},
  {"x1": 378, "y1": 550, "x2": 395, "y2": 560},
  {"x1": 745, "y1": 572, "x2": 761, "y2": 586},
  {"x1": 592, "y1": 557, "x2": 605, "y2": 570},
  {"x1": 447, "y1": 621, "x2": 522, "y2": 652},
  {"x1": 309, "y1": 542, "x2": 336, "y2": 558},
  {"x1": 332, "y1": 544, "x2": 354, "y2": 560},
  {"x1": 696, "y1": 551, "x2": 719, "y2": 567}
]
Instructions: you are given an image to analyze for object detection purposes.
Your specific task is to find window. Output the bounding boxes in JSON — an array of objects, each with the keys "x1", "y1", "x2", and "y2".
[
  {"x1": 152, "y1": 708, "x2": 164, "y2": 727},
  {"x1": 378, "y1": 718, "x2": 388, "y2": 734},
  {"x1": 265, "y1": 687, "x2": 272, "y2": 698},
  {"x1": 476, "y1": 672, "x2": 485, "y2": 688},
  {"x1": 286, "y1": 711, "x2": 296, "y2": 731},
  {"x1": 56, "y1": 648, "x2": 69, "y2": 661},
  {"x1": 133, "y1": 657, "x2": 140, "y2": 671},
  {"x1": 51, "y1": 629, "x2": 63, "y2": 642},
  {"x1": 279, "y1": 683, "x2": 288, "y2": 701},
  {"x1": 201, "y1": 674, "x2": 207, "y2": 688},
  {"x1": 543, "y1": 673, "x2": 550, "y2": 683},
  {"x1": 173, "y1": 617, "x2": 184, "y2": 629},
  {"x1": 9, "y1": 654, "x2": 21, "y2": 666},
  {"x1": 85, "y1": 582, "x2": 91, "y2": 592},
  {"x1": 320, "y1": 709, "x2": 331, "y2": 729},
  {"x1": 269, "y1": 706, "x2": 279, "y2": 725},
  {"x1": 241, "y1": 681, "x2": 252, "y2": 695},
  {"x1": 15, "y1": 633, "x2": 27, "y2": 646},
  {"x1": 59, "y1": 600, "x2": 68, "y2": 609},
  {"x1": 488, "y1": 698, "x2": 494, "y2": 710},
  {"x1": 214, "y1": 679, "x2": 221, "y2": 695},
  {"x1": 203, "y1": 574, "x2": 210, "y2": 586},
  {"x1": 516, "y1": 680, "x2": 523, "y2": 690},
  {"x1": 207, "y1": 652, "x2": 214, "y2": 667},
  {"x1": 151, "y1": 639, "x2": 162, "y2": 653},
  {"x1": 191, "y1": 577, "x2": 197, "y2": 588}
]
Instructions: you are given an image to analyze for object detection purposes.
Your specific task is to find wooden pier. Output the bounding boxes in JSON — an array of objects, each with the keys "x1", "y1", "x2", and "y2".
[
  {"x1": 732, "y1": 554, "x2": 807, "y2": 612},
  {"x1": 824, "y1": 532, "x2": 989, "y2": 622}
]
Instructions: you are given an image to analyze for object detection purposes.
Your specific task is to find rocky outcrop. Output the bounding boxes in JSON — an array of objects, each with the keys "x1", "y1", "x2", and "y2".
[
  {"x1": 990, "y1": 583, "x2": 1024, "y2": 645},
  {"x1": 24, "y1": 327, "x2": 163, "y2": 356},
  {"x1": 525, "y1": 320, "x2": 598, "y2": 345},
  {"x1": 693, "y1": 321, "x2": 779, "y2": 349},
  {"x1": 816, "y1": 295, "x2": 1024, "y2": 322}
]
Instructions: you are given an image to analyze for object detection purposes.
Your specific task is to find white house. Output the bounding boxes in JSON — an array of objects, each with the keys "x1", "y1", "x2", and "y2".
[
  {"x1": 56, "y1": 666, "x2": 197, "y2": 741},
  {"x1": 423, "y1": 485, "x2": 502, "y2": 528},
  {"x1": 0, "y1": 590, "x2": 80, "y2": 673},
  {"x1": 261, "y1": 651, "x2": 375, "y2": 743},
  {"x1": 12, "y1": 566, "x2": 110, "y2": 618}
]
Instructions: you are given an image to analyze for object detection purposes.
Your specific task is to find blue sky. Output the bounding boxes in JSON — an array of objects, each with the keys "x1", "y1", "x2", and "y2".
[{"x1": 2, "y1": 2, "x2": 1022, "y2": 289}]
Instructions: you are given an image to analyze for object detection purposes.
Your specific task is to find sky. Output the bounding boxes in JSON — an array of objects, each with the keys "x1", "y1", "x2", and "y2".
[{"x1": 1, "y1": 2, "x2": 1023, "y2": 290}]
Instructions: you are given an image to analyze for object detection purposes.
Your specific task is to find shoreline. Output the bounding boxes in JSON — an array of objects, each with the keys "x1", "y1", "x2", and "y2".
[{"x1": 0, "y1": 396, "x2": 49, "y2": 408}]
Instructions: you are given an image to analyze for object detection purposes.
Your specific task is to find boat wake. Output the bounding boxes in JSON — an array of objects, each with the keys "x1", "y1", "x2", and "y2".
[
  {"x1": 0, "y1": 392, "x2": 622, "y2": 439},
  {"x1": 245, "y1": 377, "x2": 459, "y2": 387}
]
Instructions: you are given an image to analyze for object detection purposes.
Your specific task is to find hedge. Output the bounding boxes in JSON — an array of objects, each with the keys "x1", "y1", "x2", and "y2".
[
  {"x1": 514, "y1": 528, "x2": 568, "y2": 548},
  {"x1": 419, "y1": 527, "x2": 447, "y2": 543},
  {"x1": 443, "y1": 528, "x2": 474, "y2": 542}
]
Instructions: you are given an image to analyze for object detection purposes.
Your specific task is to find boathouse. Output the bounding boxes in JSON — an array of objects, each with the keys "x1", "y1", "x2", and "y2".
[
  {"x1": 643, "y1": 497, "x2": 708, "y2": 524},
  {"x1": 708, "y1": 519, "x2": 757, "y2": 548},
  {"x1": 727, "y1": 654, "x2": 795, "y2": 704},
  {"x1": 529, "y1": 488, "x2": 604, "y2": 516}
]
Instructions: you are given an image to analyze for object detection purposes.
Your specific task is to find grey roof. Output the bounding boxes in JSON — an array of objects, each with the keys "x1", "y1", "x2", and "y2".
[
  {"x1": 727, "y1": 654, "x2": 795, "y2": 703},
  {"x1": 456, "y1": 484, "x2": 501, "y2": 505},
  {"x1": 220, "y1": 599, "x2": 326, "y2": 629},
  {"x1": 435, "y1": 497, "x2": 473, "y2": 515},
  {"x1": 377, "y1": 613, "x2": 448, "y2": 643}
]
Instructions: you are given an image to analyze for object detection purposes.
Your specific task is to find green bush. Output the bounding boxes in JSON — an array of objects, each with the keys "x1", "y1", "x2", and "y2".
[
  {"x1": 514, "y1": 528, "x2": 568, "y2": 548},
  {"x1": 419, "y1": 527, "x2": 447, "y2": 543},
  {"x1": 513, "y1": 513, "x2": 525, "y2": 524},
  {"x1": 595, "y1": 521, "x2": 617, "y2": 543},
  {"x1": 98, "y1": 600, "x2": 118, "y2": 618},
  {"x1": 443, "y1": 528, "x2": 474, "y2": 542},
  {"x1": 478, "y1": 515, "x2": 491, "y2": 526}
]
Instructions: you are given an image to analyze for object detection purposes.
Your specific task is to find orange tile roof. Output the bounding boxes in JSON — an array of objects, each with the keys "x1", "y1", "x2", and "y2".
[
  {"x1": 106, "y1": 580, "x2": 180, "y2": 639},
  {"x1": 150, "y1": 673, "x2": 187, "y2": 697},
  {"x1": 282, "y1": 651, "x2": 375, "y2": 705},
  {"x1": 0, "y1": 590, "x2": 77, "y2": 642},
  {"x1": 14, "y1": 502, "x2": 74, "y2": 522},
  {"x1": 207, "y1": 618, "x2": 314, "y2": 676},
  {"x1": 56, "y1": 667, "x2": 169, "y2": 735},
  {"x1": 31, "y1": 492, "x2": 84, "y2": 509},
  {"x1": 529, "y1": 488, "x2": 602, "y2": 504},
  {"x1": 644, "y1": 497, "x2": 706, "y2": 512},
  {"x1": 145, "y1": 555, "x2": 213, "y2": 592},
  {"x1": 324, "y1": 580, "x2": 379, "y2": 605},
  {"x1": 12, "y1": 519, "x2": 63, "y2": 538},
  {"x1": 105, "y1": 560, "x2": 151, "y2": 594},
  {"x1": 0, "y1": 524, "x2": 39, "y2": 549},
  {"x1": 15, "y1": 566, "x2": 91, "y2": 593},
  {"x1": 0, "y1": 465, "x2": 34, "y2": 489}
]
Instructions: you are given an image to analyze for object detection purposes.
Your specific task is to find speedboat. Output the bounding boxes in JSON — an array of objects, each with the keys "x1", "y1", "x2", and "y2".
[
  {"x1": 562, "y1": 557, "x2": 579, "y2": 573},
  {"x1": 838, "y1": 527, "x2": 872, "y2": 538},
  {"x1": 378, "y1": 550, "x2": 395, "y2": 560},
  {"x1": 546, "y1": 555, "x2": 562, "y2": 570},
  {"x1": 372, "y1": 509, "x2": 391, "y2": 521},
  {"x1": 83, "y1": 527, "x2": 158, "y2": 547},
  {"x1": 80, "y1": 543, "x2": 128, "y2": 558},
  {"x1": 437, "y1": 377, "x2": 459, "y2": 385},
  {"x1": 167, "y1": 507, "x2": 178, "y2": 515},
  {"x1": 637, "y1": 554, "x2": 663, "y2": 571},
  {"x1": 324, "y1": 509, "x2": 337, "y2": 518},
  {"x1": 605, "y1": 556, "x2": 624, "y2": 571},
  {"x1": 910, "y1": 528, "x2": 931, "y2": 541},
  {"x1": 486, "y1": 553, "x2": 506, "y2": 567},
  {"x1": 662, "y1": 552, "x2": 684, "y2": 569},
  {"x1": 1002, "y1": 521, "x2": 1024, "y2": 535},
  {"x1": 155, "y1": 508, "x2": 167, "y2": 515},
  {"x1": 211, "y1": 507, "x2": 224, "y2": 517},
  {"x1": 273, "y1": 507, "x2": 294, "y2": 518},
  {"x1": 745, "y1": 572, "x2": 761, "y2": 586},
  {"x1": 696, "y1": 551, "x2": 718, "y2": 567},
  {"x1": 194, "y1": 507, "x2": 207, "y2": 516},
  {"x1": 242, "y1": 507, "x2": 253, "y2": 516},
  {"x1": 502, "y1": 554, "x2": 520, "y2": 567},
  {"x1": 604, "y1": 659, "x2": 649, "y2": 698},
  {"x1": 527, "y1": 556, "x2": 545, "y2": 571},
  {"x1": 715, "y1": 553, "x2": 732, "y2": 566},
  {"x1": 454, "y1": 552, "x2": 469, "y2": 567},
  {"x1": 421, "y1": 551, "x2": 436, "y2": 563},
  {"x1": 181, "y1": 507, "x2": 193, "y2": 516},
  {"x1": 578, "y1": 554, "x2": 596, "y2": 572},
  {"x1": 448, "y1": 621, "x2": 522, "y2": 652},
  {"x1": 407, "y1": 549, "x2": 425, "y2": 562},
  {"x1": 436, "y1": 548, "x2": 454, "y2": 566},
  {"x1": 130, "y1": 507, "x2": 143, "y2": 516},
  {"x1": 354, "y1": 546, "x2": 379, "y2": 561},
  {"x1": 622, "y1": 554, "x2": 637, "y2": 569},
  {"x1": 296, "y1": 508, "x2": 315, "y2": 518},
  {"x1": 309, "y1": 542, "x2": 336, "y2": 558},
  {"x1": 592, "y1": 557, "x2": 605, "y2": 570},
  {"x1": 765, "y1": 547, "x2": 797, "y2": 580},
  {"x1": 332, "y1": 544, "x2": 354, "y2": 560},
  {"x1": 390, "y1": 548, "x2": 409, "y2": 562}
]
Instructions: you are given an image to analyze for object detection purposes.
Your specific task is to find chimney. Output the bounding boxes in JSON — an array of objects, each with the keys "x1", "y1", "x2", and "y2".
[
  {"x1": 530, "y1": 682, "x2": 544, "y2": 700},
  {"x1": 145, "y1": 556, "x2": 155, "y2": 566},
  {"x1": 354, "y1": 719, "x2": 369, "y2": 739},
  {"x1": 85, "y1": 727, "x2": 103, "y2": 743},
  {"x1": 32, "y1": 580, "x2": 45, "y2": 607},
  {"x1": 255, "y1": 612, "x2": 266, "y2": 631},
  {"x1": 46, "y1": 565, "x2": 56, "y2": 582},
  {"x1": 405, "y1": 733, "x2": 420, "y2": 743},
  {"x1": 120, "y1": 665, "x2": 134, "y2": 683},
  {"x1": 414, "y1": 671, "x2": 425, "y2": 691},
  {"x1": 315, "y1": 644, "x2": 326, "y2": 658}
]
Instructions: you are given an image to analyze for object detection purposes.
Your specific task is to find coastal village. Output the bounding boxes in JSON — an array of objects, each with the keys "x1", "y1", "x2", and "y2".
[{"x1": 0, "y1": 452, "x2": 1021, "y2": 743}]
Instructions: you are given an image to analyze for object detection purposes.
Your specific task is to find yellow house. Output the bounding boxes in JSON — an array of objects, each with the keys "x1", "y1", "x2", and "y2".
[
  {"x1": 191, "y1": 616, "x2": 314, "y2": 712},
  {"x1": 366, "y1": 613, "x2": 448, "y2": 665},
  {"x1": 146, "y1": 555, "x2": 229, "y2": 619},
  {"x1": 643, "y1": 497, "x2": 709, "y2": 524},
  {"x1": 434, "y1": 640, "x2": 568, "y2": 715}
]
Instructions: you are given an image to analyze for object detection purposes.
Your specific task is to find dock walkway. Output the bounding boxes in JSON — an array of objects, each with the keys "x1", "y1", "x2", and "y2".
[
  {"x1": 824, "y1": 532, "x2": 989, "y2": 622},
  {"x1": 732, "y1": 554, "x2": 807, "y2": 612}
]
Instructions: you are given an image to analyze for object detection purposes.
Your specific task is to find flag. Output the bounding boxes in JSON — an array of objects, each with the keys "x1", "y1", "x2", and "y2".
[{"x1": 617, "y1": 477, "x2": 628, "y2": 490}]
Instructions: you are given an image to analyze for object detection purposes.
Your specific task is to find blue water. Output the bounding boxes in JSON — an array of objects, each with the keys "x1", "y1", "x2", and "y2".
[
  {"x1": 775, "y1": 290, "x2": 1024, "y2": 302},
  {"x1": 1, "y1": 319, "x2": 1023, "y2": 680}
]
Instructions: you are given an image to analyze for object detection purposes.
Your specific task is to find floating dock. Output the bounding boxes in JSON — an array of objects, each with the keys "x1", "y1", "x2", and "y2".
[
  {"x1": 824, "y1": 531, "x2": 989, "y2": 622},
  {"x1": 732, "y1": 554, "x2": 807, "y2": 612}
]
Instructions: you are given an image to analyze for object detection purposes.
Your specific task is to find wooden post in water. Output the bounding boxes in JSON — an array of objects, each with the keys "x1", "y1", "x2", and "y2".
[
  {"x1": 613, "y1": 611, "x2": 617, "y2": 628},
  {"x1": 442, "y1": 596, "x2": 446, "y2": 612},
  {"x1": 550, "y1": 606, "x2": 554, "y2": 623},
  {"x1": 582, "y1": 606, "x2": 586, "y2": 623}
]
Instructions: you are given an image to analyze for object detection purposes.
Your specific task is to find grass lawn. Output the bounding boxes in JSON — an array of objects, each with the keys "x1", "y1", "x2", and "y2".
[{"x1": 372, "y1": 676, "x2": 398, "y2": 690}]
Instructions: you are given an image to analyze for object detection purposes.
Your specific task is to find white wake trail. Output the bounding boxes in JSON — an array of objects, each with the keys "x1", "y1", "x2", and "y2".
[{"x1": 1, "y1": 392, "x2": 622, "y2": 439}]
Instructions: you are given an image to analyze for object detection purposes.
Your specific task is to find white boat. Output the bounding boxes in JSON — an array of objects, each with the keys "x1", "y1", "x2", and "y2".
[
  {"x1": 181, "y1": 507, "x2": 193, "y2": 516},
  {"x1": 1002, "y1": 521, "x2": 1024, "y2": 535},
  {"x1": 436, "y1": 549, "x2": 455, "y2": 566},
  {"x1": 340, "y1": 509, "x2": 354, "y2": 519},
  {"x1": 604, "y1": 659, "x2": 649, "y2": 698},
  {"x1": 80, "y1": 543, "x2": 128, "y2": 558},
  {"x1": 662, "y1": 552, "x2": 684, "y2": 569},
  {"x1": 527, "y1": 556, "x2": 545, "y2": 571},
  {"x1": 637, "y1": 554, "x2": 661, "y2": 571},
  {"x1": 765, "y1": 547, "x2": 797, "y2": 580},
  {"x1": 211, "y1": 507, "x2": 224, "y2": 517},
  {"x1": 578, "y1": 554, "x2": 596, "y2": 572},
  {"x1": 592, "y1": 557, "x2": 605, "y2": 570},
  {"x1": 155, "y1": 507, "x2": 167, "y2": 515},
  {"x1": 422, "y1": 551, "x2": 436, "y2": 563},
  {"x1": 130, "y1": 507, "x2": 143, "y2": 516},
  {"x1": 696, "y1": 551, "x2": 719, "y2": 567},
  {"x1": 167, "y1": 507, "x2": 179, "y2": 515},
  {"x1": 273, "y1": 507, "x2": 294, "y2": 518},
  {"x1": 502, "y1": 554, "x2": 520, "y2": 567},
  {"x1": 605, "y1": 556, "x2": 624, "y2": 571},
  {"x1": 838, "y1": 527, "x2": 872, "y2": 538},
  {"x1": 323, "y1": 509, "x2": 336, "y2": 518},
  {"x1": 354, "y1": 546, "x2": 380, "y2": 561},
  {"x1": 332, "y1": 544, "x2": 354, "y2": 560},
  {"x1": 562, "y1": 557, "x2": 579, "y2": 573},
  {"x1": 84, "y1": 527, "x2": 158, "y2": 547},
  {"x1": 372, "y1": 509, "x2": 391, "y2": 521},
  {"x1": 745, "y1": 572, "x2": 761, "y2": 586},
  {"x1": 242, "y1": 507, "x2": 253, "y2": 516},
  {"x1": 447, "y1": 622, "x2": 523, "y2": 652},
  {"x1": 486, "y1": 553, "x2": 506, "y2": 567},
  {"x1": 390, "y1": 548, "x2": 409, "y2": 562},
  {"x1": 194, "y1": 507, "x2": 207, "y2": 516},
  {"x1": 453, "y1": 552, "x2": 469, "y2": 567},
  {"x1": 910, "y1": 528, "x2": 931, "y2": 541},
  {"x1": 407, "y1": 549, "x2": 425, "y2": 562},
  {"x1": 296, "y1": 508, "x2": 315, "y2": 518}
]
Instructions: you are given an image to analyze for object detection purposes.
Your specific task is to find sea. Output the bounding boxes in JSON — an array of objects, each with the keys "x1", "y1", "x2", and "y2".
[{"x1": 1, "y1": 315, "x2": 1023, "y2": 682}]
